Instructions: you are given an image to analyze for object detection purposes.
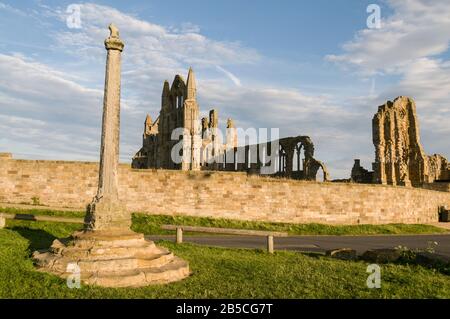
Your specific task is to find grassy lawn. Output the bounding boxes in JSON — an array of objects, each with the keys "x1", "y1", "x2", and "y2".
[
  {"x1": 1, "y1": 219, "x2": 450, "y2": 298},
  {"x1": 1, "y1": 206, "x2": 448, "y2": 236}
]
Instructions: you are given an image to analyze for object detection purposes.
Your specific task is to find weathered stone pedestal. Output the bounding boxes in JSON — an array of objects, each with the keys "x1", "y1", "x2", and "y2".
[
  {"x1": 33, "y1": 201, "x2": 190, "y2": 288},
  {"x1": 33, "y1": 230, "x2": 189, "y2": 287},
  {"x1": 32, "y1": 24, "x2": 189, "y2": 288}
]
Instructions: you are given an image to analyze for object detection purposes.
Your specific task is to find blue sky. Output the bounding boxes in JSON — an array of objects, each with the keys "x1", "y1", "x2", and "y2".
[{"x1": 0, "y1": 0, "x2": 449, "y2": 179}]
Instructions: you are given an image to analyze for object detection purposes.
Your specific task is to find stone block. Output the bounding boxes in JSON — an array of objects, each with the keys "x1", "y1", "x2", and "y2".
[
  {"x1": 326, "y1": 248, "x2": 357, "y2": 261},
  {"x1": 0, "y1": 153, "x2": 12, "y2": 160}
]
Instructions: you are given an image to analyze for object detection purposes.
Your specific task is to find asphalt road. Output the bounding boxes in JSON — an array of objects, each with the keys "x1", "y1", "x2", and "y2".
[{"x1": 146, "y1": 234, "x2": 450, "y2": 257}]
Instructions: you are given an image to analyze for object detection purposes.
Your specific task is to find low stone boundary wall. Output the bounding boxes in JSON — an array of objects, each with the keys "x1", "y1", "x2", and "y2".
[{"x1": 1, "y1": 156, "x2": 449, "y2": 225}]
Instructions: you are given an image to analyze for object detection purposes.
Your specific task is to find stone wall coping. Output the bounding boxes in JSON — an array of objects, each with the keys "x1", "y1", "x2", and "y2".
[{"x1": 0, "y1": 153, "x2": 12, "y2": 159}]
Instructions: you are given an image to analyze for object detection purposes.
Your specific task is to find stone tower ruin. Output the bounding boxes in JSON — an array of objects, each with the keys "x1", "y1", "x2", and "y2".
[
  {"x1": 132, "y1": 68, "x2": 234, "y2": 171},
  {"x1": 371, "y1": 96, "x2": 449, "y2": 187}
]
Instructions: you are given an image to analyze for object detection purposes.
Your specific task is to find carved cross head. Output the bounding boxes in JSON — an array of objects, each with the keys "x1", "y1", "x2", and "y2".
[{"x1": 109, "y1": 23, "x2": 120, "y2": 38}]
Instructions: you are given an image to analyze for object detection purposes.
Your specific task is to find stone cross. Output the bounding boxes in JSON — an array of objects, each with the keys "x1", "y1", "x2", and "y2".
[
  {"x1": 33, "y1": 25, "x2": 189, "y2": 288},
  {"x1": 84, "y1": 24, "x2": 130, "y2": 232}
]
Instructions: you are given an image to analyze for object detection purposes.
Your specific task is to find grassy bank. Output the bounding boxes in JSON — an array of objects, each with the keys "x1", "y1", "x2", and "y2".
[
  {"x1": 1, "y1": 219, "x2": 450, "y2": 298},
  {"x1": 1, "y1": 206, "x2": 447, "y2": 236},
  {"x1": 131, "y1": 214, "x2": 448, "y2": 236}
]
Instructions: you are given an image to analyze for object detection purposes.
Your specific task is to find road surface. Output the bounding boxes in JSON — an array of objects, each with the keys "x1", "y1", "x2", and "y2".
[{"x1": 146, "y1": 234, "x2": 450, "y2": 256}]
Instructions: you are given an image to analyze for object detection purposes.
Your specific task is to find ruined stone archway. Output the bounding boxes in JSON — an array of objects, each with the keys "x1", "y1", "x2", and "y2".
[{"x1": 278, "y1": 136, "x2": 329, "y2": 181}]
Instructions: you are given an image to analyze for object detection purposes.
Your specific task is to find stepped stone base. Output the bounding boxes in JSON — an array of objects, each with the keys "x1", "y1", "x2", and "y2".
[{"x1": 32, "y1": 230, "x2": 190, "y2": 288}]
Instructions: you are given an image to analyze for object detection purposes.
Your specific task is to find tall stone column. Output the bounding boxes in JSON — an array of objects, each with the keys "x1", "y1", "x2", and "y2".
[
  {"x1": 84, "y1": 24, "x2": 130, "y2": 232},
  {"x1": 97, "y1": 24, "x2": 123, "y2": 201}
]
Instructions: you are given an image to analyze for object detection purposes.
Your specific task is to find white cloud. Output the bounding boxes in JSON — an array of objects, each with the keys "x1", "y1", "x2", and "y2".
[
  {"x1": 326, "y1": 0, "x2": 450, "y2": 75},
  {"x1": 52, "y1": 3, "x2": 260, "y2": 69},
  {"x1": 0, "y1": 53, "x2": 103, "y2": 160},
  {"x1": 382, "y1": 57, "x2": 450, "y2": 154},
  {"x1": 0, "y1": 53, "x2": 102, "y2": 124}
]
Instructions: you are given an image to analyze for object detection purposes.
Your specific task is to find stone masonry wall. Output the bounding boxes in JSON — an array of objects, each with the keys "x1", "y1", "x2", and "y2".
[{"x1": 1, "y1": 157, "x2": 449, "y2": 225}]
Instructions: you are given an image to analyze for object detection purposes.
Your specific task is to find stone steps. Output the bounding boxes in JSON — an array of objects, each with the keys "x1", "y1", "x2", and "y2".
[
  {"x1": 83, "y1": 257, "x2": 190, "y2": 288},
  {"x1": 32, "y1": 230, "x2": 190, "y2": 287},
  {"x1": 51, "y1": 240, "x2": 159, "y2": 260},
  {"x1": 70, "y1": 230, "x2": 147, "y2": 248},
  {"x1": 45, "y1": 251, "x2": 174, "y2": 273}
]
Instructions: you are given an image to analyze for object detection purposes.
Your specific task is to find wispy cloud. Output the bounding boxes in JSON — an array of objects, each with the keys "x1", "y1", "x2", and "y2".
[
  {"x1": 0, "y1": 1, "x2": 28, "y2": 16},
  {"x1": 216, "y1": 65, "x2": 242, "y2": 86}
]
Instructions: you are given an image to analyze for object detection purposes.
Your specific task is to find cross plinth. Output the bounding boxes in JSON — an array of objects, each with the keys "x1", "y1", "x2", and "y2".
[{"x1": 32, "y1": 25, "x2": 189, "y2": 288}]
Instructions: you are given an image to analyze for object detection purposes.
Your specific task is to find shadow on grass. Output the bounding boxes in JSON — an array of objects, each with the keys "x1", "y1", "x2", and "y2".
[
  {"x1": 9, "y1": 226, "x2": 57, "y2": 252},
  {"x1": 297, "y1": 251, "x2": 326, "y2": 259},
  {"x1": 394, "y1": 254, "x2": 450, "y2": 276}
]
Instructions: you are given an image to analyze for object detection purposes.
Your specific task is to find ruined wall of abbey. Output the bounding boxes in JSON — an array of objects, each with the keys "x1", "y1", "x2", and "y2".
[
  {"x1": 351, "y1": 96, "x2": 449, "y2": 187},
  {"x1": 372, "y1": 96, "x2": 449, "y2": 186},
  {"x1": 1, "y1": 155, "x2": 449, "y2": 225}
]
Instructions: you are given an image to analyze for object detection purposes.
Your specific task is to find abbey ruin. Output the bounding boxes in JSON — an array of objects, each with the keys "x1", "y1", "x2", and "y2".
[
  {"x1": 132, "y1": 73, "x2": 448, "y2": 187},
  {"x1": 351, "y1": 96, "x2": 450, "y2": 187},
  {"x1": 132, "y1": 68, "x2": 329, "y2": 181}
]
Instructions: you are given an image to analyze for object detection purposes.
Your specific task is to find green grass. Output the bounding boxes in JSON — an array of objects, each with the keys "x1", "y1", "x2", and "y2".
[
  {"x1": 1, "y1": 219, "x2": 450, "y2": 298},
  {"x1": 130, "y1": 214, "x2": 448, "y2": 236},
  {"x1": 0, "y1": 207, "x2": 85, "y2": 218},
  {"x1": 1, "y1": 206, "x2": 447, "y2": 236}
]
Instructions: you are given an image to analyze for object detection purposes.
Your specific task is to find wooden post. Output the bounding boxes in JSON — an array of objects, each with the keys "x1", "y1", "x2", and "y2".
[
  {"x1": 267, "y1": 235, "x2": 274, "y2": 254},
  {"x1": 176, "y1": 227, "x2": 183, "y2": 244},
  {"x1": 0, "y1": 215, "x2": 5, "y2": 229}
]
